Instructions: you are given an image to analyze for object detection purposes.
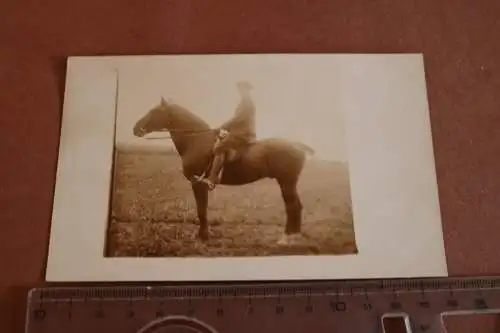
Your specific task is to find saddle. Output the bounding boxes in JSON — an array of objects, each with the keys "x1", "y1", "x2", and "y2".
[
  {"x1": 214, "y1": 129, "x2": 252, "y2": 162},
  {"x1": 192, "y1": 131, "x2": 253, "y2": 184}
]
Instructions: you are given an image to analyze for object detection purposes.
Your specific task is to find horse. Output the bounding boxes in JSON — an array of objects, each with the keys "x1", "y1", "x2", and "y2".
[{"x1": 132, "y1": 97, "x2": 315, "y2": 245}]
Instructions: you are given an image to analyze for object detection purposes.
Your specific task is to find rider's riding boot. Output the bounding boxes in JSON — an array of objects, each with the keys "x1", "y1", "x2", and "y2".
[{"x1": 201, "y1": 153, "x2": 224, "y2": 191}]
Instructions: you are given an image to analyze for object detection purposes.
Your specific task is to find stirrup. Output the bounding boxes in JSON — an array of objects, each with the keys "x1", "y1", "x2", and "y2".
[
  {"x1": 199, "y1": 178, "x2": 216, "y2": 191},
  {"x1": 207, "y1": 182, "x2": 216, "y2": 191},
  {"x1": 190, "y1": 175, "x2": 204, "y2": 183}
]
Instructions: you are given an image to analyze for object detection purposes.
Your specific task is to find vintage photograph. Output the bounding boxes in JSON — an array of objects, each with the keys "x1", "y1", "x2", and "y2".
[
  {"x1": 45, "y1": 54, "x2": 448, "y2": 281},
  {"x1": 105, "y1": 56, "x2": 357, "y2": 257}
]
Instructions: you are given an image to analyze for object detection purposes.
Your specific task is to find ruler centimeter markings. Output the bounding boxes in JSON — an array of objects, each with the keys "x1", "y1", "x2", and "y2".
[{"x1": 25, "y1": 277, "x2": 500, "y2": 333}]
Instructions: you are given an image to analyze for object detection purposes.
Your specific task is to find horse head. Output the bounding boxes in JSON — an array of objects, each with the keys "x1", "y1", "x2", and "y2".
[{"x1": 133, "y1": 97, "x2": 173, "y2": 137}]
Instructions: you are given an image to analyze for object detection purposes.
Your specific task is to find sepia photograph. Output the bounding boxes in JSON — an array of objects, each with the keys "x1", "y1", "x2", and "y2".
[
  {"x1": 105, "y1": 56, "x2": 356, "y2": 257},
  {"x1": 45, "y1": 54, "x2": 448, "y2": 281}
]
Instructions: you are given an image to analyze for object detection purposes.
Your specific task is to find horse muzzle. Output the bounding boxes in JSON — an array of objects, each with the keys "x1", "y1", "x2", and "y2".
[{"x1": 133, "y1": 127, "x2": 147, "y2": 137}]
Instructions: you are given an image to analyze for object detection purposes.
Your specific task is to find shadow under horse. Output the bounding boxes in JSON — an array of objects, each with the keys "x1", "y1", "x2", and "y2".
[{"x1": 133, "y1": 98, "x2": 315, "y2": 245}]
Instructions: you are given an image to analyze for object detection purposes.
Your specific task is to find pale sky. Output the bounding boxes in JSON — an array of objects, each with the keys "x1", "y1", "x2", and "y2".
[{"x1": 115, "y1": 55, "x2": 350, "y2": 162}]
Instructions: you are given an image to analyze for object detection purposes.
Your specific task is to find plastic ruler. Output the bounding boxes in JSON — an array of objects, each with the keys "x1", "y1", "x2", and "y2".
[{"x1": 24, "y1": 276, "x2": 500, "y2": 333}]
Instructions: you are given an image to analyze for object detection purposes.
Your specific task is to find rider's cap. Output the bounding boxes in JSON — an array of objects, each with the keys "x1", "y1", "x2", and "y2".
[{"x1": 236, "y1": 80, "x2": 253, "y2": 90}]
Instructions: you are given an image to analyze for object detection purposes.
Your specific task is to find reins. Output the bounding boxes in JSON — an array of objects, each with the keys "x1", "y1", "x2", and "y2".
[{"x1": 145, "y1": 128, "x2": 217, "y2": 140}]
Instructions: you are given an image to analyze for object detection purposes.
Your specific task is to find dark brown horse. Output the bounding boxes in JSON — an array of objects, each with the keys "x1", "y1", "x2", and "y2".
[{"x1": 133, "y1": 97, "x2": 315, "y2": 245}]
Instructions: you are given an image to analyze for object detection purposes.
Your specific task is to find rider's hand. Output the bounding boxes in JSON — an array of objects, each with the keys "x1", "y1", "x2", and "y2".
[{"x1": 219, "y1": 129, "x2": 229, "y2": 138}]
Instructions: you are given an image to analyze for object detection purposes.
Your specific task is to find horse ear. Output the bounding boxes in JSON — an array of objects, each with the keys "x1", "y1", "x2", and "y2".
[{"x1": 160, "y1": 96, "x2": 168, "y2": 106}]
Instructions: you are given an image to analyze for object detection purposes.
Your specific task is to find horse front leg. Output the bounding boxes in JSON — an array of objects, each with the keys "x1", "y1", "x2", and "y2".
[
  {"x1": 192, "y1": 183, "x2": 209, "y2": 241},
  {"x1": 277, "y1": 181, "x2": 304, "y2": 246}
]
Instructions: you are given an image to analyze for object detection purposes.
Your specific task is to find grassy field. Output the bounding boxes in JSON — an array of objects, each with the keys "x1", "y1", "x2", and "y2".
[{"x1": 105, "y1": 147, "x2": 358, "y2": 257}]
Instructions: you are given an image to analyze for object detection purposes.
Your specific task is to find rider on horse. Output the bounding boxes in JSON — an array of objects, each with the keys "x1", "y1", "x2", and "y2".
[{"x1": 199, "y1": 80, "x2": 257, "y2": 190}]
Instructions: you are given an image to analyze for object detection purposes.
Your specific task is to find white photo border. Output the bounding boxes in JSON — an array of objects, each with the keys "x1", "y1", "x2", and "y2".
[{"x1": 45, "y1": 54, "x2": 448, "y2": 282}]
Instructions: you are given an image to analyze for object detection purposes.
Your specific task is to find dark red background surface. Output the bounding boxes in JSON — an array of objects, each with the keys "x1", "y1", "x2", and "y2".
[{"x1": 2, "y1": 1, "x2": 500, "y2": 332}]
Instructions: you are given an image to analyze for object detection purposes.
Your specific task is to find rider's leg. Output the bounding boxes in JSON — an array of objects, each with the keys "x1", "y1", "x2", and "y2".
[
  {"x1": 208, "y1": 153, "x2": 225, "y2": 184},
  {"x1": 199, "y1": 133, "x2": 243, "y2": 190},
  {"x1": 199, "y1": 152, "x2": 224, "y2": 190},
  {"x1": 199, "y1": 134, "x2": 229, "y2": 190}
]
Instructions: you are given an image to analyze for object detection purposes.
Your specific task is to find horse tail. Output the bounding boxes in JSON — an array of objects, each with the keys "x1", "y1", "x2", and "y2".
[{"x1": 293, "y1": 142, "x2": 315, "y2": 156}]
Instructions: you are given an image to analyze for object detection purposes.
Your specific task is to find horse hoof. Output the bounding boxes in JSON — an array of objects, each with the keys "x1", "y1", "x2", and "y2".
[
  {"x1": 277, "y1": 234, "x2": 302, "y2": 246},
  {"x1": 277, "y1": 235, "x2": 290, "y2": 246},
  {"x1": 198, "y1": 230, "x2": 209, "y2": 241}
]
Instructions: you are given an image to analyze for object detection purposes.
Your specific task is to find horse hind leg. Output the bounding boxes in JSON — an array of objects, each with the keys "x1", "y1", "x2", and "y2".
[{"x1": 277, "y1": 180, "x2": 304, "y2": 246}]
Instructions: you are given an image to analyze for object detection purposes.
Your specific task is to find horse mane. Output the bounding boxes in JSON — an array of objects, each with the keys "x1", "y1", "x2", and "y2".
[{"x1": 168, "y1": 103, "x2": 212, "y2": 131}]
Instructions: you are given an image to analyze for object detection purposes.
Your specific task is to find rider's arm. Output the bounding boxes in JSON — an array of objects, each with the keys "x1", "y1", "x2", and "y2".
[{"x1": 220, "y1": 99, "x2": 255, "y2": 131}]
